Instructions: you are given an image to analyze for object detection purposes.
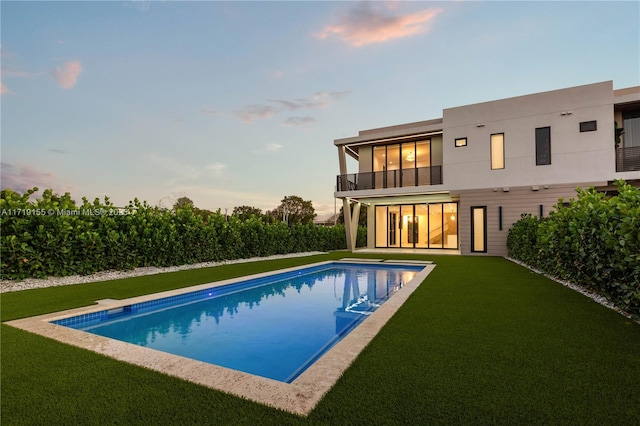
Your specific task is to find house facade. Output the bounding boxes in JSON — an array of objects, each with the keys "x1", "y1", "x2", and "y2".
[{"x1": 335, "y1": 81, "x2": 640, "y2": 256}]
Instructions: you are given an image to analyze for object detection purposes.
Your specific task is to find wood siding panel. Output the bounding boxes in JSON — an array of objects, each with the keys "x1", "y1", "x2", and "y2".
[{"x1": 458, "y1": 184, "x2": 601, "y2": 256}]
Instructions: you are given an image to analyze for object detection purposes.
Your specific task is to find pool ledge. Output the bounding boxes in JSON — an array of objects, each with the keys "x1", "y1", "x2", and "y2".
[{"x1": 6, "y1": 260, "x2": 435, "y2": 416}]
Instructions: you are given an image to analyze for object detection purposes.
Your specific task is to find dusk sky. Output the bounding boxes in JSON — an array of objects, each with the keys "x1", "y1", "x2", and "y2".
[{"x1": 2, "y1": 1, "x2": 639, "y2": 219}]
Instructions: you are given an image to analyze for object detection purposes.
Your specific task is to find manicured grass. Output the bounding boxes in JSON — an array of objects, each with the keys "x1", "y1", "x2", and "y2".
[{"x1": 2, "y1": 253, "x2": 639, "y2": 425}]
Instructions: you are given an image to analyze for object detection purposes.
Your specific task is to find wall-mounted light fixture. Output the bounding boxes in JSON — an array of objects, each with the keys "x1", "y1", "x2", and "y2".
[
  {"x1": 476, "y1": 124, "x2": 485, "y2": 128},
  {"x1": 560, "y1": 111, "x2": 573, "y2": 116},
  {"x1": 502, "y1": 187, "x2": 510, "y2": 192}
]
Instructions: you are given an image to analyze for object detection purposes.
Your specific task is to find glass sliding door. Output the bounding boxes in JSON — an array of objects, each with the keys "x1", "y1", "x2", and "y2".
[
  {"x1": 374, "y1": 202, "x2": 458, "y2": 249},
  {"x1": 373, "y1": 146, "x2": 386, "y2": 189},
  {"x1": 388, "y1": 206, "x2": 400, "y2": 248},
  {"x1": 400, "y1": 205, "x2": 415, "y2": 247},
  {"x1": 401, "y1": 142, "x2": 416, "y2": 187},
  {"x1": 414, "y1": 204, "x2": 429, "y2": 248},
  {"x1": 386, "y1": 145, "x2": 400, "y2": 188},
  {"x1": 375, "y1": 206, "x2": 387, "y2": 247},
  {"x1": 443, "y1": 203, "x2": 458, "y2": 249},
  {"x1": 428, "y1": 204, "x2": 443, "y2": 248},
  {"x1": 416, "y1": 141, "x2": 431, "y2": 186}
]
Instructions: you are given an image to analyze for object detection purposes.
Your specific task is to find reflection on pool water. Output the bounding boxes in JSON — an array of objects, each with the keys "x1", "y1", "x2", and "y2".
[{"x1": 53, "y1": 263, "x2": 422, "y2": 382}]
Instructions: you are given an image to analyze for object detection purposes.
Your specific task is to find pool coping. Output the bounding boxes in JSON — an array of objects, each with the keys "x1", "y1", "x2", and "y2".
[{"x1": 6, "y1": 260, "x2": 435, "y2": 416}]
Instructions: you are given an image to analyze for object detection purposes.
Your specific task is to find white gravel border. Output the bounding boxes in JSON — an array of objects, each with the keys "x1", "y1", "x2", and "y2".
[
  {"x1": 0, "y1": 252, "x2": 327, "y2": 293},
  {"x1": 506, "y1": 257, "x2": 638, "y2": 324}
]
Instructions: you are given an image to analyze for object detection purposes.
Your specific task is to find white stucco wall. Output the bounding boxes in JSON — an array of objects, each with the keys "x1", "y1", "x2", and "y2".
[{"x1": 441, "y1": 81, "x2": 619, "y2": 191}]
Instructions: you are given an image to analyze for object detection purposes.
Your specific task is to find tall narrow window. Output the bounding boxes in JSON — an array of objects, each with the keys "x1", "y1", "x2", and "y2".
[
  {"x1": 490, "y1": 133, "x2": 505, "y2": 170},
  {"x1": 471, "y1": 206, "x2": 487, "y2": 253},
  {"x1": 535, "y1": 127, "x2": 551, "y2": 165}
]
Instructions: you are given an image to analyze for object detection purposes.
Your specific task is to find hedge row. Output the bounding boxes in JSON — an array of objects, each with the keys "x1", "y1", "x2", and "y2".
[
  {"x1": 507, "y1": 180, "x2": 640, "y2": 316},
  {"x1": 0, "y1": 188, "x2": 366, "y2": 280}
]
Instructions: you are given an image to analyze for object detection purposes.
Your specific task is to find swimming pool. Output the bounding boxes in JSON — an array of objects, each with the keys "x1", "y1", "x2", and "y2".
[
  {"x1": 52, "y1": 262, "x2": 422, "y2": 383},
  {"x1": 8, "y1": 259, "x2": 434, "y2": 414}
]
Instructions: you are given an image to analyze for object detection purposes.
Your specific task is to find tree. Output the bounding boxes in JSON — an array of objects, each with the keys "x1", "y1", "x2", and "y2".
[
  {"x1": 173, "y1": 196, "x2": 194, "y2": 211},
  {"x1": 336, "y1": 203, "x2": 367, "y2": 227},
  {"x1": 271, "y1": 195, "x2": 316, "y2": 225},
  {"x1": 232, "y1": 205, "x2": 263, "y2": 221}
]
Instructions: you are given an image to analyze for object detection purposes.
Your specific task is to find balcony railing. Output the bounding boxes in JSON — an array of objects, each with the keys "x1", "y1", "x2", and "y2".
[
  {"x1": 616, "y1": 146, "x2": 640, "y2": 172},
  {"x1": 337, "y1": 166, "x2": 443, "y2": 191}
]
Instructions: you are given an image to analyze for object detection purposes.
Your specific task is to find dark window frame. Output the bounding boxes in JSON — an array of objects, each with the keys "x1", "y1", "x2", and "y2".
[
  {"x1": 455, "y1": 137, "x2": 467, "y2": 147},
  {"x1": 470, "y1": 206, "x2": 487, "y2": 253}
]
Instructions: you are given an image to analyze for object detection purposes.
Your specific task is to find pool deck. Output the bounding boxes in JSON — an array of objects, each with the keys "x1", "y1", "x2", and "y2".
[{"x1": 6, "y1": 260, "x2": 435, "y2": 416}]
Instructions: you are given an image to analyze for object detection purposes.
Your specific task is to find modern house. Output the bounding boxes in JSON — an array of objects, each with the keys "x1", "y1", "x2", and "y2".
[{"x1": 335, "y1": 81, "x2": 640, "y2": 256}]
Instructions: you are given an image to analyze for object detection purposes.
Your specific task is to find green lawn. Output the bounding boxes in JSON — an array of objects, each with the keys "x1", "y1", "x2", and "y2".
[{"x1": 2, "y1": 253, "x2": 639, "y2": 425}]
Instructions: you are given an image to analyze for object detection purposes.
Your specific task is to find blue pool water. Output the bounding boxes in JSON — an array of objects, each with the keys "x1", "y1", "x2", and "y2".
[{"x1": 53, "y1": 262, "x2": 422, "y2": 382}]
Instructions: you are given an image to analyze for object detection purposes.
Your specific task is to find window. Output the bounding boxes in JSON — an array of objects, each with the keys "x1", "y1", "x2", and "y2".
[
  {"x1": 455, "y1": 137, "x2": 467, "y2": 147},
  {"x1": 535, "y1": 127, "x2": 551, "y2": 165},
  {"x1": 471, "y1": 206, "x2": 487, "y2": 253},
  {"x1": 622, "y1": 110, "x2": 640, "y2": 148},
  {"x1": 374, "y1": 203, "x2": 458, "y2": 249},
  {"x1": 490, "y1": 133, "x2": 504, "y2": 170},
  {"x1": 580, "y1": 121, "x2": 597, "y2": 132},
  {"x1": 372, "y1": 140, "x2": 431, "y2": 188}
]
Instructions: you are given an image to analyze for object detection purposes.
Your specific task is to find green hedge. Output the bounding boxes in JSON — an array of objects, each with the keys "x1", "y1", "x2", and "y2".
[
  {"x1": 0, "y1": 188, "x2": 366, "y2": 280},
  {"x1": 507, "y1": 180, "x2": 640, "y2": 316}
]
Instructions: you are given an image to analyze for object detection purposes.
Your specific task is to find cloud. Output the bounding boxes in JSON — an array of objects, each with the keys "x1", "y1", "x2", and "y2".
[
  {"x1": 266, "y1": 143, "x2": 283, "y2": 151},
  {"x1": 49, "y1": 149, "x2": 70, "y2": 154},
  {"x1": 315, "y1": 2, "x2": 443, "y2": 47},
  {"x1": 236, "y1": 91, "x2": 349, "y2": 123},
  {"x1": 145, "y1": 153, "x2": 199, "y2": 181},
  {"x1": 51, "y1": 61, "x2": 82, "y2": 89},
  {"x1": 235, "y1": 104, "x2": 277, "y2": 123},
  {"x1": 283, "y1": 117, "x2": 316, "y2": 127},
  {"x1": 269, "y1": 91, "x2": 350, "y2": 111},
  {"x1": 201, "y1": 108, "x2": 222, "y2": 116},
  {"x1": 252, "y1": 143, "x2": 284, "y2": 155},
  {"x1": 206, "y1": 162, "x2": 227, "y2": 177},
  {"x1": 145, "y1": 153, "x2": 228, "y2": 183},
  {"x1": 1, "y1": 81, "x2": 13, "y2": 96},
  {"x1": 0, "y1": 162, "x2": 63, "y2": 193}
]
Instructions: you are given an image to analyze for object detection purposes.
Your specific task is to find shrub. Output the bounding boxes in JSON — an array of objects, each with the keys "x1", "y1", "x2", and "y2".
[
  {"x1": 507, "y1": 180, "x2": 640, "y2": 316},
  {"x1": 0, "y1": 188, "x2": 358, "y2": 280}
]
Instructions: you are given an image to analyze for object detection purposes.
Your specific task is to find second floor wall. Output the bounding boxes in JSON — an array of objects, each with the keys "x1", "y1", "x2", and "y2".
[
  {"x1": 441, "y1": 81, "x2": 617, "y2": 190},
  {"x1": 336, "y1": 81, "x2": 640, "y2": 195}
]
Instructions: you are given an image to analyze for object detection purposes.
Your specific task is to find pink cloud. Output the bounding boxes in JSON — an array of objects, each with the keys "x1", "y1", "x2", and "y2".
[
  {"x1": 0, "y1": 163, "x2": 63, "y2": 193},
  {"x1": 51, "y1": 61, "x2": 83, "y2": 89},
  {"x1": 235, "y1": 104, "x2": 277, "y2": 123},
  {"x1": 283, "y1": 116, "x2": 316, "y2": 127},
  {"x1": 0, "y1": 81, "x2": 13, "y2": 95},
  {"x1": 316, "y1": 3, "x2": 443, "y2": 47}
]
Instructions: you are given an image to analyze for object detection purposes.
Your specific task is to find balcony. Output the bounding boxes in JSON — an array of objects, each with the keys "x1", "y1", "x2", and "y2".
[
  {"x1": 337, "y1": 166, "x2": 443, "y2": 192},
  {"x1": 616, "y1": 146, "x2": 640, "y2": 172}
]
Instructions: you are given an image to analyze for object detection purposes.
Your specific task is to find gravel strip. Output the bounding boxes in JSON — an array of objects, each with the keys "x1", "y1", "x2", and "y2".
[
  {"x1": 0, "y1": 252, "x2": 327, "y2": 293},
  {"x1": 506, "y1": 257, "x2": 638, "y2": 324}
]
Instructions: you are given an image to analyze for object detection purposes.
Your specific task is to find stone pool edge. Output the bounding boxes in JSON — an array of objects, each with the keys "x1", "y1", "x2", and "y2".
[{"x1": 6, "y1": 260, "x2": 435, "y2": 416}]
